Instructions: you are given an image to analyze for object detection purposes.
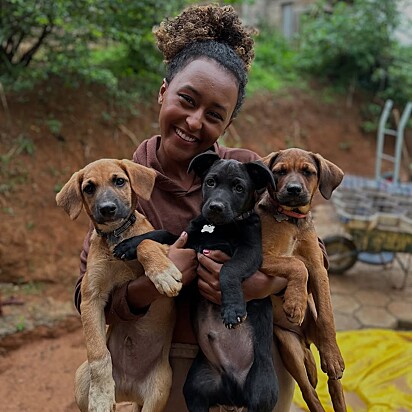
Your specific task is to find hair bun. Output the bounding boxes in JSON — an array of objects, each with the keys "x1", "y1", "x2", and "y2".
[{"x1": 154, "y1": 4, "x2": 256, "y2": 70}]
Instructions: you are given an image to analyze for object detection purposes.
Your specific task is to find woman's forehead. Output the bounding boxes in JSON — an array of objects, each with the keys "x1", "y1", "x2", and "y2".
[{"x1": 170, "y1": 59, "x2": 239, "y2": 105}]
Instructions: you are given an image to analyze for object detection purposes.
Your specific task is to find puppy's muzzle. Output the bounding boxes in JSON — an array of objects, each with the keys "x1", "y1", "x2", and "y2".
[
  {"x1": 93, "y1": 191, "x2": 129, "y2": 224},
  {"x1": 203, "y1": 200, "x2": 233, "y2": 225},
  {"x1": 286, "y1": 183, "x2": 303, "y2": 195},
  {"x1": 99, "y1": 201, "x2": 118, "y2": 219},
  {"x1": 209, "y1": 201, "x2": 225, "y2": 214},
  {"x1": 278, "y1": 183, "x2": 310, "y2": 206}
]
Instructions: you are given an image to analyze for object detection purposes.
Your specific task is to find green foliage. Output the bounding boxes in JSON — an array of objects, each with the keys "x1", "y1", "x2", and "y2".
[
  {"x1": 0, "y1": 0, "x2": 191, "y2": 95},
  {"x1": 45, "y1": 119, "x2": 62, "y2": 136},
  {"x1": 16, "y1": 316, "x2": 26, "y2": 332},
  {"x1": 248, "y1": 27, "x2": 303, "y2": 94},
  {"x1": 297, "y1": 0, "x2": 411, "y2": 105},
  {"x1": 378, "y1": 43, "x2": 412, "y2": 104},
  {"x1": 0, "y1": 135, "x2": 33, "y2": 194}
]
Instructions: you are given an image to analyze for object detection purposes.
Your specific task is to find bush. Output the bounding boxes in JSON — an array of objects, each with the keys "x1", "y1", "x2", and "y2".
[
  {"x1": 248, "y1": 27, "x2": 303, "y2": 94},
  {"x1": 0, "y1": 0, "x2": 190, "y2": 96},
  {"x1": 297, "y1": 0, "x2": 411, "y2": 105}
]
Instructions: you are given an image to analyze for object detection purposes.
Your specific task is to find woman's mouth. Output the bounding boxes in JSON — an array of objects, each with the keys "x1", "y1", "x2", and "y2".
[{"x1": 175, "y1": 127, "x2": 198, "y2": 143}]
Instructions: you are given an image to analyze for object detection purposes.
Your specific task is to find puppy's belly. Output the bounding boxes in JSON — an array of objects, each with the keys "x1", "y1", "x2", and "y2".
[
  {"x1": 107, "y1": 297, "x2": 174, "y2": 389},
  {"x1": 196, "y1": 302, "x2": 254, "y2": 385}
]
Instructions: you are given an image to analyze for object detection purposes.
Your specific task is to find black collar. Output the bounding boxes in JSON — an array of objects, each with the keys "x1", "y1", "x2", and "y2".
[
  {"x1": 95, "y1": 213, "x2": 136, "y2": 242},
  {"x1": 235, "y1": 210, "x2": 254, "y2": 221}
]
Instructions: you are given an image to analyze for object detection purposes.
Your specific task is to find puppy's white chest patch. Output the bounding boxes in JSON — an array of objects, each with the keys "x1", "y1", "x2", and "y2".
[{"x1": 201, "y1": 224, "x2": 215, "y2": 234}]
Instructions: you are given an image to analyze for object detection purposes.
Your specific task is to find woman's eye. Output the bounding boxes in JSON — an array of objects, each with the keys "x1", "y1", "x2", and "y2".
[
  {"x1": 208, "y1": 111, "x2": 223, "y2": 121},
  {"x1": 235, "y1": 184, "x2": 244, "y2": 193},
  {"x1": 179, "y1": 94, "x2": 194, "y2": 105},
  {"x1": 83, "y1": 183, "x2": 95, "y2": 195},
  {"x1": 114, "y1": 177, "x2": 126, "y2": 187},
  {"x1": 206, "y1": 178, "x2": 215, "y2": 187}
]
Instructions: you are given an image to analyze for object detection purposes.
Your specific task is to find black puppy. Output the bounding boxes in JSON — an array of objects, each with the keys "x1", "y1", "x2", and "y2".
[{"x1": 114, "y1": 152, "x2": 279, "y2": 412}]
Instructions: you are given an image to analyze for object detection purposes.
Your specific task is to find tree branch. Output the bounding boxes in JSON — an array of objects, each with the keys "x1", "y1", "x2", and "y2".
[{"x1": 19, "y1": 24, "x2": 53, "y2": 67}]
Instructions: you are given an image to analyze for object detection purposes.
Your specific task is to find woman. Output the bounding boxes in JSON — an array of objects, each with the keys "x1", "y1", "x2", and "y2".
[{"x1": 75, "y1": 4, "x2": 295, "y2": 411}]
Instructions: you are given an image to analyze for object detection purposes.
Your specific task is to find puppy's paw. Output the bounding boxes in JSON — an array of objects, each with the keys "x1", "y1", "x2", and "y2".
[
  {"x1": 320, "y1": 347, "x2": 345, "y2": 380},
  {"x1": 89, "y1": 393, "x2": 116, "y2": 412},
  {"x1": 147, "y1": 267, "x2": 182, "y2": 297},
  {"x1": 283, "y1": 299, "x2": 307, "y2": 325},
  {"x1": 221, "y1": 302, "x2": 247, "y2": 329},
  {"x1": 88, "y1": 357, "x2": 116, "y2": 411},
  {"x1": 113, "y1": 238, "x2": 138, "y2": 260}
]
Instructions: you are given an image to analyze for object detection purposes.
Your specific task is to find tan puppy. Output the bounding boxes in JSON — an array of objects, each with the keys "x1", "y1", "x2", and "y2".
[
  {"x1": 56, "y1": 159, "x2": 182, "y2": 412},
  {"x1": 256, "y1": 148, "x2": 346, "y2": 412}
]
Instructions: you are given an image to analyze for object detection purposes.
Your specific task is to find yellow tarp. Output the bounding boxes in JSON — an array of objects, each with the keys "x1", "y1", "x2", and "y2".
[{"x1": 293, "y1": 329, "x2": 412, "y2": 412}]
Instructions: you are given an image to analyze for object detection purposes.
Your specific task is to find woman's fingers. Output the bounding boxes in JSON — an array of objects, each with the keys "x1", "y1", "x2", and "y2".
[
  {"x1": 197, "y1": 251, "x2": 225, "y2": 304},
  {"x1": 200, "y1": 249, "x2": 230, "y2": 264},
  {"x1": 170, "y1": 231, "x2": 188, "y2": 249},
  {"x1": 198, "y1": 276, "x2": 221, "y2": 304}
]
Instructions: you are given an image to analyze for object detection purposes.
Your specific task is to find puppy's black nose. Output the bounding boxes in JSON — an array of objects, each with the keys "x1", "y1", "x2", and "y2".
[
  {"x1": 99, "y1": 202, "x2": 117, "y2": 217},
  {"x1": 286, "y1": 184, "x2": 302, "y2": 195},
  {"x1": 209, "y1": 201, "x2": 224, "y2": 213}
]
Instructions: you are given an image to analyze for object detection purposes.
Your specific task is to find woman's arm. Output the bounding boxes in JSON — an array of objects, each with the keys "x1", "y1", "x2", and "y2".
[
  {"x1": 197, "y1": 236, "x2": 330, "y2": 304},
  {"x1": 196, "y1": 250, "x2": 288, "y2": 304},
  {"x1": 75, "y1": 231, "x2": 198, "y2": 323},
  {"x1": 124, "y1": 232, "x2": 198, "y2": 312}
]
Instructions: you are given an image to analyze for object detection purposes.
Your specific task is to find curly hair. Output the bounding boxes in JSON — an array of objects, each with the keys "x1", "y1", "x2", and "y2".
[{"x1": 153, "y1": 4, "x2": 257, "y2": 118}]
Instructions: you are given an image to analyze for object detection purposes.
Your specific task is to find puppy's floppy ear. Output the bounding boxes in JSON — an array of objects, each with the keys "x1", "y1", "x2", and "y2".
[
  {"x1": 188, "y1": 151, "x2": 220, "y2": 178},
  {"x1": 312, "y1": 153, "x2": 344, "y2": 199},
  {"x1": 245, "y1": 161, "x2": 276, "y2": 191},
  {"x1": 261, "y1": 151, "x2": 280, "y2": 170},
  {"x1": 119, "y1": 159, "x2": 156, "y2": 201},
  {"x1": 56, "y1": 170, "x2": 84, "y2": 220}
]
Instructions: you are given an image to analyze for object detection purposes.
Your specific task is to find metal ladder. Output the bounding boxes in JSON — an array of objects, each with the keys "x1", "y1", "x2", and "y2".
[{"x1": 375, "y1": 100, "x2": 412, "y2": 183}]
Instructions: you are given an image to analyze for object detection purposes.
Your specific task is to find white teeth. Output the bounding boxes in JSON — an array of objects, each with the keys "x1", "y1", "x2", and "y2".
[{"x1": 175, "y1": 127, "x2": 197, "y2": 142}]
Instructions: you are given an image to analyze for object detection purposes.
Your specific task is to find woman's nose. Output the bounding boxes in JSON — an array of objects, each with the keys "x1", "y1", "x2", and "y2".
[{"x1": 186, "y1": 110, "x2": 203, "y2": 131}]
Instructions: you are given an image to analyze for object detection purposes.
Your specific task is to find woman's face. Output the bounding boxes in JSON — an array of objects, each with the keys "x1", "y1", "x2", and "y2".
[{"x1": 157, "y1": 58, "x2": 239, "y2": 166}]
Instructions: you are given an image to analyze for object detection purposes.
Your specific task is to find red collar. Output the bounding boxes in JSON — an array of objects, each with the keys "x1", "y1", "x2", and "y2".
[
  {"x1": 268, "y1": 194, "x2": 308, "y2": 219},
  {"x1": 276, "y1": 205, "x2": 307, "y2": 219}
]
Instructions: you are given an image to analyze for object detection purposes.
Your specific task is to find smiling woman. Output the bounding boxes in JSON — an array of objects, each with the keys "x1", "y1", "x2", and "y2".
[
  {"x1": 156, "y1": 60, "x2": 239, "y2": 180},
  {"x1": 74, "y1": 3, "x2": 294, "y2": 411}
]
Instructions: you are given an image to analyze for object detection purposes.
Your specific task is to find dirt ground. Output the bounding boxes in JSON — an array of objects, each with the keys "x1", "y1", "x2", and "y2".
[{"x1": 0, "y1": 79, "x2": 408, "y2": 411}]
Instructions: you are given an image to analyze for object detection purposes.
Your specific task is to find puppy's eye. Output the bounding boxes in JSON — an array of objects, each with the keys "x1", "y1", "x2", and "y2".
[
  {"x1": 83, "y1": 183, "x2": 95, "y2": 195},
  {"x1": 205, "y1": 178, "x2": 215, "y2": 187},
  {"x1": 274, "y1": 168, "x2": 287, "y2": 176},
  {"x1": 302, "y1": 169, "x2": 314, "y2": 177},
  {"x1": 114, "y1": 177, "x2": 126, "y2": 187},
  {"x1": 234, "y1": 184, "x2": 244, "y2": 193}
]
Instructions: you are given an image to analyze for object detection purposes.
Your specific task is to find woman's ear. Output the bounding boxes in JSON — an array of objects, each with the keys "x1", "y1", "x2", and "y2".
[{"x1": 158, "y1": 78, "x2": 168, "y2": 104}]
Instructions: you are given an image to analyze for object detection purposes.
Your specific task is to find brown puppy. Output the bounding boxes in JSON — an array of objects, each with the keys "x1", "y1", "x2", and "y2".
[
  {"x1": 56, "y1": 159, "x2": 182, "y2": 412},
  {"x1": 256, "y1": 148, "x2": 346, "y2": 412}
]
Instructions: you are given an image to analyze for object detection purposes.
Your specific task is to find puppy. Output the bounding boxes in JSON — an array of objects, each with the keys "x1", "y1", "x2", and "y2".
[
  {"x1": 257, "y1": 148, "x2": 346, "y2": 412},
  {"x1": 56, "y1": 159, "x2": 182, "y2": 412},
  {"x1": 114, "y1": 152, "x2": 279, "y2": 412}
]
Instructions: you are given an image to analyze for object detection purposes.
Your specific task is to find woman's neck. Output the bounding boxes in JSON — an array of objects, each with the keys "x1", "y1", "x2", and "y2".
[{"x1": 158, "y1": 151, "x2": 194, "y2": 189}]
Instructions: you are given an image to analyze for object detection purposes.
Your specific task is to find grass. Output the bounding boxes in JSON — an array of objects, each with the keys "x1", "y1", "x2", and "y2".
[{"x1": 1, "y1": 281, "x2": 44, "y2": 297}]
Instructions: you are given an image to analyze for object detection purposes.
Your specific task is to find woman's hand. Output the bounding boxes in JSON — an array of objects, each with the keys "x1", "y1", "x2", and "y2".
[
  {"x1": 125, "y1": 232, "x2": 197, "y2": 312},
  {"x1": 167, "y1": 231, "x2": 198, "y2": 287},
  {"x1": 242, "y1": 270, "x2": 287, "y2": 301},
  {"x1": 197, "y1": 250, "x2": 288, "y2": 304},
  {"x1": 197, "y1": 250, "x2": 228, "y2": 304}
]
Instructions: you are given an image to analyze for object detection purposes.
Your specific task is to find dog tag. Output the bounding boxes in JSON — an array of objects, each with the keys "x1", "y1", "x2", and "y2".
[
  {"x1": 201, "y1": 224, "x2": 215, "y2": 233},
  {"x1": 273, "y1": 212, "x2": 289, "y2": 222}
]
